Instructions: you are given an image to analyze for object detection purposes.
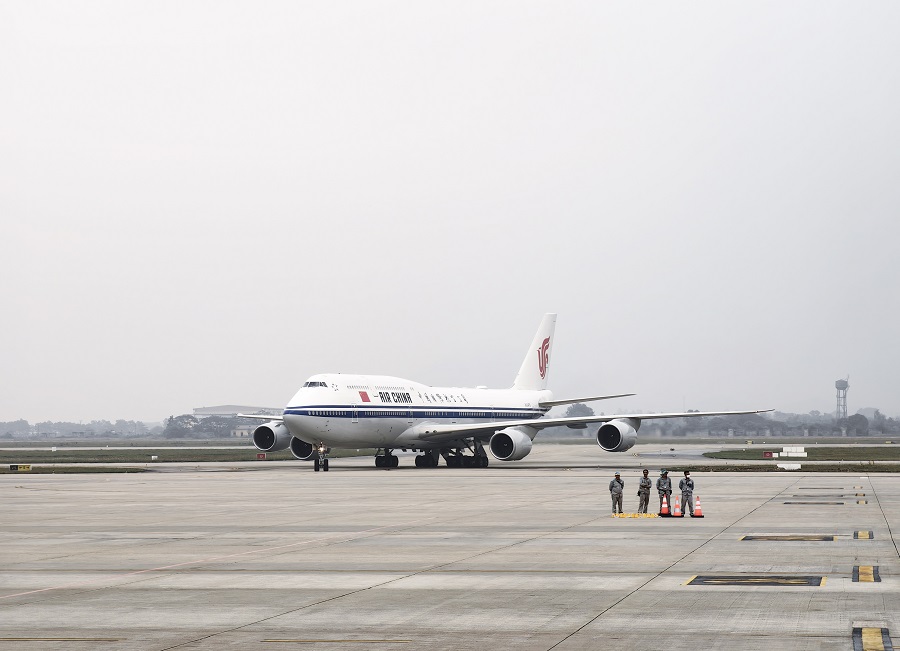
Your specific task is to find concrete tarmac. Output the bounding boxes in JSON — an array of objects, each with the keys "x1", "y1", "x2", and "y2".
[{"x1": 2, "y1": 444, "x2": 898, "y2": 650}]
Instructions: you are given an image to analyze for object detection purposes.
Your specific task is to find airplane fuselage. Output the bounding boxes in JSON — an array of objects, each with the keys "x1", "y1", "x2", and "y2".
[{"x1": 283, "y1": 374, "x2": 552, "y2": 449}]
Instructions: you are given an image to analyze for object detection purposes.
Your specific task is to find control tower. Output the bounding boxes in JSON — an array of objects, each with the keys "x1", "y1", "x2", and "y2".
[{"x1": 835, "y1": 377, "x2": 849, "y2": 421}]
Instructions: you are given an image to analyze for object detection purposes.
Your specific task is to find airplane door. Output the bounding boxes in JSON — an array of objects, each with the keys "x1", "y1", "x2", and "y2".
[
  {"x1": 352, "y1": 405, "x2": 359, "y2": 424},
  {"x1": 407, "y1": 409, "x2": 413, "y2": 424}
]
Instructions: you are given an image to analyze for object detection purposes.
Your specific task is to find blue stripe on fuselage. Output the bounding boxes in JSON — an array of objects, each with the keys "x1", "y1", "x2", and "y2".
[{"x1": 283, "y1": 405, "x2": 548, "y2": 419}]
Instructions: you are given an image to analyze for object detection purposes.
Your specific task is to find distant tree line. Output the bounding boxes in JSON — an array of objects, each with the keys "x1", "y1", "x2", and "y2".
[
  {"x1": 537, "y1": 405, "x2": 900, "y2": 438},
  {"x1": 162, "y1": 415, "x2": 253, "y2": 439},
  {"x1": 0, "y1": 415, "x2": 256, "y2": 440},
  {"x1": 0, "y1": 419, "x2": 155, "y2": 439}
]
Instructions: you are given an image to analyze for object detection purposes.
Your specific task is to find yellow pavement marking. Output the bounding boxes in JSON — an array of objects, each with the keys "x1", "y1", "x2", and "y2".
[
  {"x1": 858, "y1": 500, "x2": 868, "y2": 504},
  {"x1": 853, "y1": 566, "x2": 881, "y2": 582},
  {"x1": 861, "y1": 627, "x2": 885, "y2": 651},
  {"x1": 856, "y1": 531, "x2": 871, "y2": 539}
]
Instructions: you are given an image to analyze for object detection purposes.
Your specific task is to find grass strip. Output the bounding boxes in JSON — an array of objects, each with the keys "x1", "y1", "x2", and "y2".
[{"x1": 704, "y1": 446, "x2": 900, "y2": 461}]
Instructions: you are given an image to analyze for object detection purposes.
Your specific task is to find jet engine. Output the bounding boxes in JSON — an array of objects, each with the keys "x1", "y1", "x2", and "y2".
[
  {"x1": 252, "y1": 421, "x2": 292, "y2": 452},
  {"x1": 290, "y1": 437, "x2": 317, "y2": 461},
  {"x1": 489, "y1": 427, "x2": 534, "y2": 461},
  {"x1": 596, "y1": 418, "x2": 640, "y2": 452}
]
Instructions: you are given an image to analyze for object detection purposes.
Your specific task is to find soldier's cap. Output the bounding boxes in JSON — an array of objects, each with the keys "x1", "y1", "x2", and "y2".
[
  {"x1": 660, "y1": 469, "x2": 668, "y2": 475},
  {"x1": 614, "y1": 471, "x2": 620, "y2": 475},
  {"x1": 643, "y1": 469, "x2": 649, "y2": 473},
  {"x1": 684, "y1": 470, "x2": 690, "y2": 475}
]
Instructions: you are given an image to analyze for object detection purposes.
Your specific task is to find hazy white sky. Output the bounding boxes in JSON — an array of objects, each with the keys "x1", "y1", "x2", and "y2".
[{"x1": 2, "y1": 1, "x2": 899, "y2": 423}]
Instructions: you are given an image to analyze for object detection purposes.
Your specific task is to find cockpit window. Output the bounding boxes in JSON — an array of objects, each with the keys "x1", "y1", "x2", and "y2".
[{"x1": 302, "y1": 381, "x2": 328, "y2": 388}]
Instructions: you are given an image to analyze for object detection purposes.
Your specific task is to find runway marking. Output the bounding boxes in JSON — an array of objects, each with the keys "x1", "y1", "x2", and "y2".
[
  {"x1": 0, "y1": 518, "x2": 437, "y2": 601},
  {"x1": 853, "y1": 566, "x2": 881, "y2": 583},
  {"x1": 783, "y1": 501, "x2": 844, "y2": 505},
  {"x1": 855, "y1": 531, "x2": 875, "y2": 539},
  {"x1": 790, "y1": 494, "x2": 856, "y2": 498},
  {"x1": 262, "y1": 641, "x2": 410, "y2": 645},
  {"x1": 852, "y1": 626, "x2": 893, "y2": 651},
  {"x1": 741, "y1": 534, "x2": 835, "y2": 541},
  {"x1": 0, "y1": 638, "x2": 122, "y2": 642},
  {"x1": 859, "y1": 500, "x2": 869, "y2": 504},
  {"x1": 686, "y1": 575, "x2": 825, "y2": 586}
]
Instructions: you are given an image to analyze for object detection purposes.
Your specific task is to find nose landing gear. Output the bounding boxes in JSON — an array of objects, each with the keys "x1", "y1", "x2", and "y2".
[{"x1": 313, "y1": 444, "x2": 329, "y2": 471}]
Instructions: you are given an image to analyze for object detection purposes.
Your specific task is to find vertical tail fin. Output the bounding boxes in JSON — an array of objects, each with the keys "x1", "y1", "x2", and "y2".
[{"x1": 512, "y1": 313, "x2": 557, "y2": 391}]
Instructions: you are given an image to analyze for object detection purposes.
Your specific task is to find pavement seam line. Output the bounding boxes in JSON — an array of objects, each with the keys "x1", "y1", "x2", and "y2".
[
  {"x1": 867, "y1": 477, "x2": 900, "y2": 561},
  {"x1": 153, "y1": 488, "x2": 613, "y2": 651},
  {"x1": 543, "y1": 475, "x2": 805, "y2": 651}
]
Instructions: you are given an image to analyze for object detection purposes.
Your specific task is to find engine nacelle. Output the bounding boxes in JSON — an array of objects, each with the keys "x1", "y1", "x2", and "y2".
[
  {"x1": 252, "y1": 421, "x2": 292, "y2": 452},
  {"x1": 596, "y1": 418, "x2": 640, "y2": 452},
  {"x1": 489, "y1": 427, "x2": 534, "y2": 461},
  {"x1": 289, "y1": 437, "x2": 319, "y2": 461}
]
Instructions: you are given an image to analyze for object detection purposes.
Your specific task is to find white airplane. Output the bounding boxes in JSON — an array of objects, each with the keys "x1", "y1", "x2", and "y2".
[{"x1": 242, "y1": 314, "x2": 769, "y2": 471}]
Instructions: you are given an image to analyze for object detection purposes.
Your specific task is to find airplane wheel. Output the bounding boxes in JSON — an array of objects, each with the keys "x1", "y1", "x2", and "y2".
[
  {"x1": 375, "y1": 456, "x2": 384, "y2": 468},
  {"x1": 479, "y1": 456, "x2": 489, "y2": 468},
  {"x1": 461, "y1": 456, "x2": 473, "y2": 468},
  {"x1": 314, "y1": 459, "x2": 320, "y2": 472},
  {"x1": 414, "y1": 455, "x2": 423, "y2": 468},
  {"x1": 323, "y1": 459, "x2": 329, "y2": 471},
  {"x1": 391, "y1": 455, "x2": 399, "y2": 468}
]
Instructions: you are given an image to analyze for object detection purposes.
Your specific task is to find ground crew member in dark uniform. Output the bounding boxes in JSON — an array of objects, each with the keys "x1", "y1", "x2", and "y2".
[
  {"x1": 679, "y1": 470, "x2": 695, "y2": 516},
  {"x1": 656, "y1": 469, "x2": 672, "y2": 513},
  {"x1": 609, "y1": 471, "x2": 624, "y2": 515},
  {"x1": 637, "y1": 469, "x2": 652, "y2": 513}
]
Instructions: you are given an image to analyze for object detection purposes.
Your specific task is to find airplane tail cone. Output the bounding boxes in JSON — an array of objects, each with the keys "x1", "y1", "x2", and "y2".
[
  {"x1": 672, "y1": 494, "x2": 683, "y2": 517},
  {"x1": 691, "y1": 495, "x2": 704, "y2": 518},
  {"x1": 659, "y1": 494, "x2": 670, "y2": 517}
]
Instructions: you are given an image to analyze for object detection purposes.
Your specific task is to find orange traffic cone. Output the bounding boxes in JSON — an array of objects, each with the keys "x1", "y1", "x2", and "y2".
[
  {"x1": 691, "y1": 495, "x2": 704, "y2": 518},
  {"x1": 672, "y1": 494, "x2": 683, "y2": 517},
  {"x1": 659, "y1": 494, "x2": 670, "y2": 517}
]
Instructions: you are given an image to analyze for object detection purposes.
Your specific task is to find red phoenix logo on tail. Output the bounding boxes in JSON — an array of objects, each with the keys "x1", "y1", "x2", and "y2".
[{"x1": 537, "y1": 337, "x2": 550, "y2": 379}]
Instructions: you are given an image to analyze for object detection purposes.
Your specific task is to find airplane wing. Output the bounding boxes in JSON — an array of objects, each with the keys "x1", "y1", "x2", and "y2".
[
  {"x1": 413, "y1": 409, "x2": 773, "y2": 442},
  {"x1": 538, "y1": 393, "x2": 635, "y2": 408},
  {"x1": 237, "y1": 414, "x2": 284, "y2": 421}
]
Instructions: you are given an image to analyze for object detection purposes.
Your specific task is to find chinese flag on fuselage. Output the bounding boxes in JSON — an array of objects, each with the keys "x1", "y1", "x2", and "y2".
[{"x1": 359, "y1": 391, "x2": 371, "y2": 402}]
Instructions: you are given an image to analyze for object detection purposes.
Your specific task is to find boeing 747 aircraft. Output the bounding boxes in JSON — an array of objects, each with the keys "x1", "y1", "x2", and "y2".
[{"x1": 242, "y1": 314, "x2": 769, "y2": 471}]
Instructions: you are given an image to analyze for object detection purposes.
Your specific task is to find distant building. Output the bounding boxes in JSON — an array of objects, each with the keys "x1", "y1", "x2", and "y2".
[
  {"x1": 231, "y1": 425, "x2": 254, "y2": 438},
  {"x1": 857, "y1": 407, "x2": 880, "y2": 421}
]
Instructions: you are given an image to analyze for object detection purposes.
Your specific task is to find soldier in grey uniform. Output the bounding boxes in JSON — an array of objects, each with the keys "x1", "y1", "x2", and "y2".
[
  {"x1": 679, "y1": 470, "x2": 695, "y2": 516},
  {"x1": 637, "y1": 469, "x2": 652, "y2": 513},
  {"x1": 656, "y1": 469, "x2": 672, "y2": 513},
  {"x1": 609, "y1": 471, "x2": 624, "y2": 514}
]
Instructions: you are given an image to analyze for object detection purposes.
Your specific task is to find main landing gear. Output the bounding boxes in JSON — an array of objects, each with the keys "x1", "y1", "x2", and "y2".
[
  {"x1": 414, "y1": 451, "x2": 440, "y2": 468},
  {"x1": 441, "y1": 442, "x2": 489, "y2": 468},
  {"x1": 313, "y1": 444, "x2": 329, "y2": 472},
  {"x1": 375, "y1": 450, "x2": 398, "y2": 468},
  {"x1": 443, "y1": 450, "x2": 489, "y2": 468},
  {"x1": 374, "y1": 444, "x2": 491, "y2": 469}
]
